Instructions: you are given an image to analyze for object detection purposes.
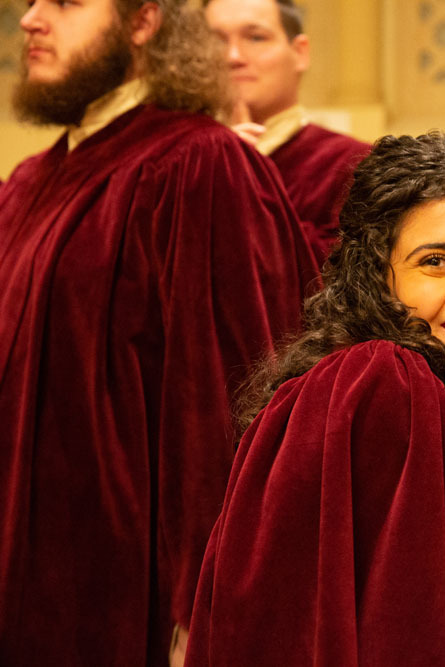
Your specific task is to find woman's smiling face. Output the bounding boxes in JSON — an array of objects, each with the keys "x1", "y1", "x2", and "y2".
[{"x1": 389, "y1": 199, "x2": 445, "y2": 344}]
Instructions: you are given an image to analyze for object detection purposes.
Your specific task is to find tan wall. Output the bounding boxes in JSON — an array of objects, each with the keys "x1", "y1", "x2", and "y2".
[
  {"x1": 3, "y1": 0, "x2": 445, "y2": 179},
  {"x1": 296, "y1": 0, "x2": 385, "y2": 142},
  {"x1": 0, "y1": 121, "x2": 60, "y2": 180}
]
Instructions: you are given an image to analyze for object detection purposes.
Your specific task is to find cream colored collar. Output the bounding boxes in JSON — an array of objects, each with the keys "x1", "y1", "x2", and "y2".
[
  {"x1": 255, "y1": 104, "x2": 308, "y2": 156},
  {"x1": 67, "y1": 78, "x2": 149, "y2": 152}
]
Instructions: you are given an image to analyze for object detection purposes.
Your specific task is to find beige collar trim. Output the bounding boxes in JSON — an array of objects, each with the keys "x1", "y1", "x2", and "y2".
[
  {"x1": 256, "y1": 104, "x2": 308, "y2": 156},
  {"x1": 67, "y1": 78, "x2": 149, "y2": 152}
]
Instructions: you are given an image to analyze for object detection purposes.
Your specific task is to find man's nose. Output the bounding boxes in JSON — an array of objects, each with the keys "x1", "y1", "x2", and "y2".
[
  {"x1": 20, "y1": 1, "x2": 49, "y2": 34},
  {"x1": 227, "y1": 39, "x2": 247, "y2": 66}
]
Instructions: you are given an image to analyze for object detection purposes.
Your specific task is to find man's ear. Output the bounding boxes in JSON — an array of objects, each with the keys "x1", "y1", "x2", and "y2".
[
  {"x1": 291, "y1": 34, "x2": 310, "y2": 74},
  {"x1": 130, "y1": 1, "x2": 163, "y2": 47}
]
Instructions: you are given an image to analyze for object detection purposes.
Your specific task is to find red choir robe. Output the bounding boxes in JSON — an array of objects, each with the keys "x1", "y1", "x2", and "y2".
[
  {"x1": 0, "y1": 104, "x2": 319, "y2": 665},
  {"x1": 270, "y1": 124, "x2": 371, "y2": 266},
  {"x1": 186, "y1": 340, "x2": 445, "y2": 666}
]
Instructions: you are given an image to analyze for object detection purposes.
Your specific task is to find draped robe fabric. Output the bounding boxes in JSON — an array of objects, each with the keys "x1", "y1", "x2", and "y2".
[
  {"x1": 0, "y1": 104, "x2": 319, "y2": 666},
  {"x1": 185, "y1": 340, "x2": 445, "y2": 666},
  {"x1": 270, "y1": 124, "x2": 371, "y2": 267}
]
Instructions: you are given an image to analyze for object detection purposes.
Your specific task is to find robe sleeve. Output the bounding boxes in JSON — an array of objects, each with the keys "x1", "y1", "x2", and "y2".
[
  {"x1": 185, "y1": 340, "x2": 445, "y2": 666},
  {"x1": 148, "y1": 131, "x2": 319, "y2": 630}
]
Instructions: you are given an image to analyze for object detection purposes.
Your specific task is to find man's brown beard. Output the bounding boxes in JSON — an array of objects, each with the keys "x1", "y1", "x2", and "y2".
[{"x1": 13, "y1": 20, "x2": 133, "y2": 126}]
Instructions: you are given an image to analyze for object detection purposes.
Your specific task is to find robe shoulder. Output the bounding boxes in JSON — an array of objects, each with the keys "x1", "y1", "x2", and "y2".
[
  {"x1": 1, "y1": 147, "x2": 54, "y2": 186},
  {"x1": 71, "y1": 104, "x2": 321, "y2": 298},
  {"x1": 186, "y1": 340, "x2": 445, "y2": 667},
  {"x1": 271, "y1": 123, "x2": 370, "y2": 172},
  {"x1": 257, "y1": 337, "x2": 440, "y2": 426},
  {"x1": 269, "y1": 123, "x2": 371, "y2": 267}
]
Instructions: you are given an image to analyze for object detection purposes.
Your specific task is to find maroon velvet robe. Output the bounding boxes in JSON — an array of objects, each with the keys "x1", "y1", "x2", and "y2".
[
  {"x1": 0, "y1": 104, "x2": 319, "y2": 665},
  {"x1": 270, "y1": 124, "x2": 371, "y2": 267},
  {"x1": 186, "y1": 340, "x2": 445, "y2": 666}
]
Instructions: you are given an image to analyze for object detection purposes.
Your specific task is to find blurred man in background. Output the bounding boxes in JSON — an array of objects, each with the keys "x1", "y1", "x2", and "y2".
[{"x1": 204, "y1": 0, "x2": 371, "y2": 266}]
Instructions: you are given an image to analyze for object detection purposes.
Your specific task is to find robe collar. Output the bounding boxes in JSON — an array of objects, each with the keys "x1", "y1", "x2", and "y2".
[
  {"x1": 67, "y1": 78, "x2": 149, "y2": 152},
  {"x1": 255, "y1": 103, "x2": 308, "y2": 156}
]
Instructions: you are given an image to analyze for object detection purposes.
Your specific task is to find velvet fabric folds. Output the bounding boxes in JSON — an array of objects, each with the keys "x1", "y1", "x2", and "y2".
[
  {"x1": 0, "y1": 105, "x2": 319, "y2": 665},
  {"x1": 270, "y1": 124, "x2": 371, "y2": 267},
  {"x1": 186, "y1": 340, "x2": 445, "y2": 666}
]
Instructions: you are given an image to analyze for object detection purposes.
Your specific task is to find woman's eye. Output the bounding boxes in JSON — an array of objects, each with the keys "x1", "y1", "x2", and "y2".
[{"x1": 422, "y1": 254, "x2": 445, "y2": 267}]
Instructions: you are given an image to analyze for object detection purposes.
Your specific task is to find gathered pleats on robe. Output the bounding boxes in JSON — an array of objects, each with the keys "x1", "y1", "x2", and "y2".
[
  {"x1": 270, "y1": 124, "x2": 371, "y2": 267},
  {"x1": 185, "y1": 340, "x2": 445, "y2": 666},
  {"x1": 0, "y1": 104, "x2": 319, "y2": 666}
]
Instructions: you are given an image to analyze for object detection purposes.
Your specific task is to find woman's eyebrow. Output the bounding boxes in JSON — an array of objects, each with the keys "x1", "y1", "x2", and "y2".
[{"x1": 405, "y1": 242, "x2": 445, "y2": 261}]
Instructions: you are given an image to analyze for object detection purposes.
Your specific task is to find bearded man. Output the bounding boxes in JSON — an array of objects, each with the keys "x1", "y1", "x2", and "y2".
[
  {"x1": 204, "y1": 0, "x2": 371, "y2": 267},
  {"x1": 0, "y1": 0, "x2": 319, "y2": 665}
]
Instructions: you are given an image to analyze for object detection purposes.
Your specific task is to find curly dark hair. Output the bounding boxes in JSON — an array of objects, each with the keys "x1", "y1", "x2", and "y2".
[
  {"x1": 115, "y1": 0, "x2": 232, "y2": 119},
  {"x1": 237, "y1": 132, "x2": 445, "y2": 432}
]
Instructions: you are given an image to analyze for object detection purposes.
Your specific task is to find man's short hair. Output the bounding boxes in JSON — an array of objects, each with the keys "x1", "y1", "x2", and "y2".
[
  {"x1": 277, "y1": 0, "x2": 304, "y2": 39},
  {"x1": 202, "y1": 0, "x2": 304, "y2": 40}
]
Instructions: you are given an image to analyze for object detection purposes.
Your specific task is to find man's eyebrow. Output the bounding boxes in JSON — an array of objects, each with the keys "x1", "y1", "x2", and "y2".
[
  {"x1": 405, "y1": 242, "x2": 445, "y2": 261},
  {"x1": 242, "y1": 22, "x2": 271, "y2": 30}
]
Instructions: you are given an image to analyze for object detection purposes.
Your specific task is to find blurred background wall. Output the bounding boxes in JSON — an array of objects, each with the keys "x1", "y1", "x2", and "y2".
[{"x1": 2, "y1": 0, "x2": 445, "y2": 179}]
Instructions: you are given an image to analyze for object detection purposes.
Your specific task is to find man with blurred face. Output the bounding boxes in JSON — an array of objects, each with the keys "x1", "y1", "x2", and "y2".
[
  {"x1": 204, "y1": 0, "x2": 371, "y2": 266},
  {"x1": 0, "y1": 0, "x2": 319, "y2": 665}
]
